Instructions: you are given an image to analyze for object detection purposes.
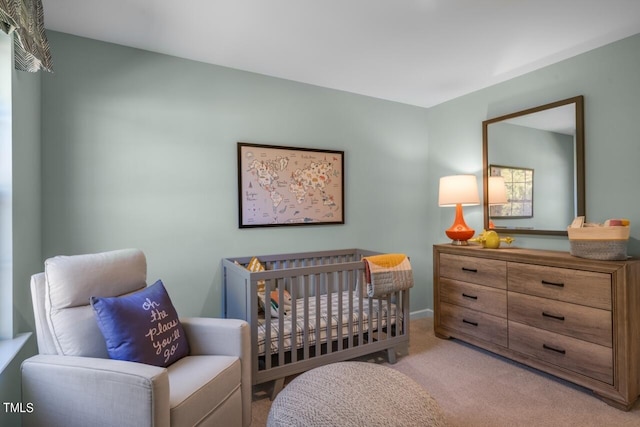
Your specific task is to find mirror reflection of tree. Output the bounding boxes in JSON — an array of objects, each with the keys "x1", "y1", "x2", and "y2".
[{"x1": 490, "y1": 165, "x2": 533, "y2": 218}]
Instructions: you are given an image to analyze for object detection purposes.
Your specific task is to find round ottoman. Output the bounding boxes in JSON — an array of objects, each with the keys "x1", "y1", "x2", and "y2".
[{"x1": 267, "y1": 361, "x2": 447, "y2": 427}]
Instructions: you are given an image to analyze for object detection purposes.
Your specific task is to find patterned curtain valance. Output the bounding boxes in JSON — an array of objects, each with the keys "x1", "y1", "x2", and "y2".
[{"x1": 0, "y1": 0, "x2": 52, "y2": 72}]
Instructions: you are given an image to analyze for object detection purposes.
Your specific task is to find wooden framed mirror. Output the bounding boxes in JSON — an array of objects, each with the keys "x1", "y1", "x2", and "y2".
[{"x1": 482, "y1": 96, "x2": 585, "y2": 236}]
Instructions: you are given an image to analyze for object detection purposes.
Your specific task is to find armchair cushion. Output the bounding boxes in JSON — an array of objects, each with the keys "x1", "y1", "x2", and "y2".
[
  {"x1": 21, "y1": 354, "x2": 170, "y2": 427},
  {"x1": 44, "y1": 248, "x2": 147, "y2": 357},
  {"x1": 91, "y1": 279, "x2": 190, "y2": 367},
  {"x1": 167, "y1": 355, "x2": 242, "y2": 426}
]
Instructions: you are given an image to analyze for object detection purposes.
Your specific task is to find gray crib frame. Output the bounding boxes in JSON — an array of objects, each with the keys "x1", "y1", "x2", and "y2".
[{"x1": 222, "y1": 248, "x2": 411, "y2": 397}]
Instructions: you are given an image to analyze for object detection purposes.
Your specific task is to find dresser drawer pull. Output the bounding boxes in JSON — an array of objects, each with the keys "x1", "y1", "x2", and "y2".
[
  {"x1": 541, "y1": 279, "x2": 564, "y2": 288},
  {"x1": 462, "y1": 293, "x2": 478, "y2": 300},
  {"x1": 461, "y1": 267, "x2": 478, "y2": 273},
  {"x1": 462, "y1": 319, "x2": 478, "y2": 327},
  {"x1": 543, "y1": 344, "x2": 566, "y2": 355},
  {"x1": 542, "y1": 311, "x2": 565, "y2": 321}
]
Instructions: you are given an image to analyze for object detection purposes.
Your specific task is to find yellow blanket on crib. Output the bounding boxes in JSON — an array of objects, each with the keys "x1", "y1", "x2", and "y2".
[{"x1": 362, "y1": 253, "x2": 413, "y2": 298}]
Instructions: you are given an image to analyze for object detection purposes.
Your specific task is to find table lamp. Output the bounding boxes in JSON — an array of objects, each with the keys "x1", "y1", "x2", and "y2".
[
  {"x1": 488, "y1": 176, "x2": 508, "y2": 205},
  {"x1": 488, "y1": 176, "x2": 508, "y2": 229},
  {"x1": 439, "y1": 175, "x2": 480, "y2": 245}
]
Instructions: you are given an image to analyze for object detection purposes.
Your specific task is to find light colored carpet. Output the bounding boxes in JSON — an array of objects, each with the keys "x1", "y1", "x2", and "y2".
[{"x1": 250, "y1": 317, "x2": 640, "y2": 426}]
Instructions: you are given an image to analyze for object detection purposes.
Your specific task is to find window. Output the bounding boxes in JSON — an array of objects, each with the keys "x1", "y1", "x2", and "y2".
[
  {"x1": 489, "y1": 165, "x2": 534, "y2": 219},
  {"x1": 0, "y1": 32, "x2": 12, "y2": 340}
]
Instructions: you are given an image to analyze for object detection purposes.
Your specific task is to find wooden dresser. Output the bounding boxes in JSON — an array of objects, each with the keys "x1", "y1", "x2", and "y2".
[{"x1": 433, "y1": 244, "x2": 640, "y2": 410}]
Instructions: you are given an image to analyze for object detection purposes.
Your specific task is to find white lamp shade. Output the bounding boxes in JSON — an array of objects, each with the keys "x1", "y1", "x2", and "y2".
[
  {"x1": 438, "y1": 175, "x2": 480, "y2": 207},
  {"x1": 488, "y1": 176, "x2": 508, "y2": 205}
]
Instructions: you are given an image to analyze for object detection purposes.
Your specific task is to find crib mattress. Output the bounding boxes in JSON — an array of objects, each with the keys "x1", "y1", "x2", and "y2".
[{"x1": 257, "y1": 291, "x2": 399, "y2": 356}]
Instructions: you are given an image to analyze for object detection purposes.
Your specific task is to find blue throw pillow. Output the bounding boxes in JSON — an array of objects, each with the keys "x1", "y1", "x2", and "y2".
[{"x1": 90, "y1": 279, "x2": 190, "y2": 367}]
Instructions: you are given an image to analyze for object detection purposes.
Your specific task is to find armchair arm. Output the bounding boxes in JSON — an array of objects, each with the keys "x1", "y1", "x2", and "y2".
[
  {"x1": 180, "y1": 317, "x2": 249, "y2": 357},
  {"x1": 181, "y1": 317, "x2": 251, "y2": 426},
  {"x1": 21, "y1": 355, "x2": 169, "y2": 427}
]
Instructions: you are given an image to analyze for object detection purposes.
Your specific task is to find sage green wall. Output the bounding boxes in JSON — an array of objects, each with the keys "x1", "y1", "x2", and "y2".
[
  {"x1": 39, "y1": 30, "x2": 640, "y2": 321},
  {"x1": 41, "y1": 32, "x2": 432, "y2": 318},
  {"x1": 427, "y1": 33, "x2": 640, "y2": 255}
]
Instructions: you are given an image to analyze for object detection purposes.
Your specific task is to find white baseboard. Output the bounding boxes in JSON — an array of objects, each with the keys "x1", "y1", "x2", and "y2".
[{"x1": 410, "y1": 308, "x2": 433, "y2": 320}]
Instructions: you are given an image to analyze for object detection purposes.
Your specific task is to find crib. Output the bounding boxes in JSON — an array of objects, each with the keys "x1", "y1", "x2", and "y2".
[{"x1": 222, "y1": 248, "x2": 411, "y2": 398}]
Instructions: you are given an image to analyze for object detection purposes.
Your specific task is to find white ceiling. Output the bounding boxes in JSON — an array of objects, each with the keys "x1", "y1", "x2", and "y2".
[{"x1": 41, "y1": 0, "x2": 640, "y2": 108}]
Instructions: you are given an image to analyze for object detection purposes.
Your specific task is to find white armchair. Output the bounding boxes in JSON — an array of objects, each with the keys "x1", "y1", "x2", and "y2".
[{"x1": 21, "y1": 249, "x2": 251, "y2": 427}]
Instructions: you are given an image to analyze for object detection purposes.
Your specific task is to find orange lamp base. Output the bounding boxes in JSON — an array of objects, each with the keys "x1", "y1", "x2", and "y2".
[{"x1": 445, "y1": 203, "x2": 475, "y2": 245}]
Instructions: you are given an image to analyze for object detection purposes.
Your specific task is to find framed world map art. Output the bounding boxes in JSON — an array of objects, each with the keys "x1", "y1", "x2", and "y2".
[{"x1": 237, "y1": 142, "x2": 345, "y2": 228}]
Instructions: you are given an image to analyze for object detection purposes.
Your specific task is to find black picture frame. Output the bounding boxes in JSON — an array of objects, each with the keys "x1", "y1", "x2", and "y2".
[{"x1": 237, "y1": 142, "x2": 345, "y2": 228}]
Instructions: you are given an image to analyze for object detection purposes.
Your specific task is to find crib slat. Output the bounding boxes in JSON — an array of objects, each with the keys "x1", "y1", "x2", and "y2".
[
  {"x1": 379, "y1": 297, "x2": 384, "y2": 341},
  {"x1": 368, "y1": 295, "x2": 374, "y2": 344},
  {"x1": 277, "y1": 282, "x2": 285, "y2": 367},
  {"x1": 387, "y1": 293, "x2": 394, "y2": 338},
  {"x1": 290, "y1": 276, "x2": 298, "y2": 364},
  {"x1": 312, "y1": 274, "x2": 322, "y2": 357},
  {"x1": 247, "y1": 274, "x2": 259, "y2": 382},
  {"x1": 382, "y1": 295, "x2": 387, "y2": 341},
  {"x1": 358, "y1": 270, "x2": 365, "y2": 346},
  {"x1": 325, "y1": 271, "x2": 332, "y2": 356},
  {"x1": 337, "y1": 271, "x2": 344, "y2": 351},
  {"x1": 303, "y1": 275, "x2": 310, "y2": 360},
  {"x1": 348, "y1": 269, "x2": 355, "y2": 349},
  {"x1": 264, "y1": 280, "x2": 272, "y2": 371}
]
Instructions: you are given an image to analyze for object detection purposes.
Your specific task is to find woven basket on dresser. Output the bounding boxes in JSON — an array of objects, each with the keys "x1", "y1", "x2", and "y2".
[{"x1": 567, "y1": 226, "x2": 630, "y2": 260}]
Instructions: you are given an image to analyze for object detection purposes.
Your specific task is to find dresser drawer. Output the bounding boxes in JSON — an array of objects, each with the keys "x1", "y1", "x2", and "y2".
[
  {"x1": 509, "y1": 321, "x2": 613, "y2": 384},
  {"x1": 508, "y1": 292, "x2": 612, "y2": 347},
  {"x1": 439, "y1": 253, "x2": 507, "y2": 289},
  {"x1": 440, "y1": 302, "x2": 508, "y2": 347},
  {"x1": 508, "y1": 263, "x2": 611, "y2": 310},
  {"x1": 440, "y1": 278, "x2": 507, "y2": 318}
]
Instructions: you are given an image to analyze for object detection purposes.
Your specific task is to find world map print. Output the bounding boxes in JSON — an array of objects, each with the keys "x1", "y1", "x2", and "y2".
[{"x1": 239, "y1": 143, "x2": 344, "y2": 227}]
